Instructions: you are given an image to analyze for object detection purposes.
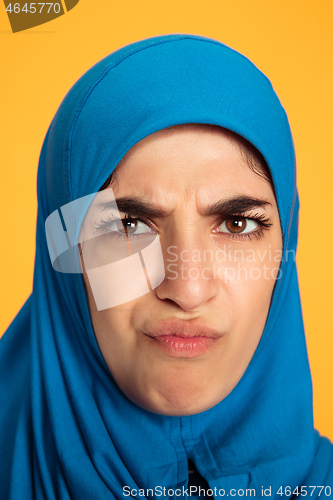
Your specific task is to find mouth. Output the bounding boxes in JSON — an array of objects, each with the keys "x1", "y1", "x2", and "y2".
[{"x1": 143, "y1": 319, "x2": 222, "y2": 358}]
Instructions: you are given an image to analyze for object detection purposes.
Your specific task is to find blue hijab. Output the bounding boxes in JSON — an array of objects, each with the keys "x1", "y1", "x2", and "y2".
[{"x1": 1, "y1": 34, "x2": 332, "y2": 499}]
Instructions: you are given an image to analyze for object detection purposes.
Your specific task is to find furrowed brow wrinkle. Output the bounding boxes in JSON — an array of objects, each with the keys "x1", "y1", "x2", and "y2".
[
  {"x1": 98, "y1": 195, "x2": 271, "y2": 220},
  {"x1": 99, "y1": 198, "x2": 172, "y2": 218}
]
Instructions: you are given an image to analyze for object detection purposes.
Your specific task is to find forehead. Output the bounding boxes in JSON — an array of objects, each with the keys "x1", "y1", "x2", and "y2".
[{"x1": 109, "y1": 125, "x2": 275, "y2": 208}]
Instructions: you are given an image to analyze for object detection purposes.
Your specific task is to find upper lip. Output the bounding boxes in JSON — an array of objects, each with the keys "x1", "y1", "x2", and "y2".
[{"x1": 144, "y1": 319, "x2": 222, "y2": 339}]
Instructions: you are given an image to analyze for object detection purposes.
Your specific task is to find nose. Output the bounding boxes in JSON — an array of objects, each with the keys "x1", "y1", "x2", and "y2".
[{"x1": 155, "y1": 232, "x2": 219, "y2": 312}]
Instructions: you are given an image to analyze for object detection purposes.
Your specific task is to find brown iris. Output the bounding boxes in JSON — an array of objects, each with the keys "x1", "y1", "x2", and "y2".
[
  {"x1": 117, "y1": 218, "x2": 138, "y2": 235},
  {"x1": 225, "y1": 217, "x2": 247, "y2": 233}
]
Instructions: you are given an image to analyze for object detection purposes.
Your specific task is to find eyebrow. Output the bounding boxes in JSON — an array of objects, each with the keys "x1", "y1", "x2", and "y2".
[
  {"x1": 98, "y1": 195, "x2": 271, "y2": 218},
  {"x1": 204, "y1": 196, "x2": 272, "y2": 216}
]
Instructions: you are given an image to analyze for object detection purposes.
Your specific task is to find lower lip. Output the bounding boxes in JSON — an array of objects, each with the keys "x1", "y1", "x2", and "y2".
[{"x1": 151, "y1": 335, "x2": 215, "y2": 358}]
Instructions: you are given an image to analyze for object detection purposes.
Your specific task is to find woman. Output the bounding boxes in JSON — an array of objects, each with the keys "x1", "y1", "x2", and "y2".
[{"x1": 1, "y1": 34, "x2": 332, "y2": 499}]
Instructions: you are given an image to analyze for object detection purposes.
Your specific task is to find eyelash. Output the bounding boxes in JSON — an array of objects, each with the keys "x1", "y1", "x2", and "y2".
[
  {"x1": 93, "y1": 214, "x2": 155, "y2": 240},
  {"x1": 93, "y1": 212, "x2": 273, "y2": 241},
  {"x1": 214, "y1": 212, "x2": 273, "y2": 241}
]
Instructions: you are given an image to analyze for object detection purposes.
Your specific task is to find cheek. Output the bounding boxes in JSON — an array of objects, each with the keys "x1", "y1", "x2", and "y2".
[
  {"x1": 82, "y1": 270, "x2": 135, "y2": 355},
  {"x1": 215, "y1": 247, "x2": 280, "y2": 329}
]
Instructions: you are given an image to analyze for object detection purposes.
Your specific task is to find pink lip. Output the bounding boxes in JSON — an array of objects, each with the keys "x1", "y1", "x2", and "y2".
[{"x1": 143, "y1": 320, "x2": 222, "y2": 358}]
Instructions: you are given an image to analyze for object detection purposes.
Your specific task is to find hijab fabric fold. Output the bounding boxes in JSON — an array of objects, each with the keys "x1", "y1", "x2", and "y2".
[{"x1": 1, "y1": 34, "x2": 332, "y2": 499}]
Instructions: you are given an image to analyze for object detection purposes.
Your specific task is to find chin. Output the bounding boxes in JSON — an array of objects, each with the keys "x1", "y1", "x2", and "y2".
[
  {"x1": 125, "y1": 379, "x2": 226, "y2": 416},
  {"x1": 138, "y1": 393, "x2": 224, "y2": 416}
]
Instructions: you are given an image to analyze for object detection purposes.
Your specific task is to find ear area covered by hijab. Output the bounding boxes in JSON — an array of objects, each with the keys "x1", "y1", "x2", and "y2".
[{"x1": 1, "y1": 34, "x2": 333, "y2": 499}]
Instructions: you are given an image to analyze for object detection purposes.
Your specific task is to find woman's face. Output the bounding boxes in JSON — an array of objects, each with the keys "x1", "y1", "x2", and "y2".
[{"x1": 81, "y1": 125, "x2": 282, "y2": 416}]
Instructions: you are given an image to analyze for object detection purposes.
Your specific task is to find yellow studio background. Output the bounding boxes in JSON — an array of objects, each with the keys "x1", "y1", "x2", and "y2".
[{"x1": 1, "y1": 0, "x2": 332, "y2": 438}]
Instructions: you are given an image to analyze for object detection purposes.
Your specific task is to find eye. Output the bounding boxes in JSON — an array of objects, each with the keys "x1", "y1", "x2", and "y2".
[
  {"x1": 93, "y1": 214, "x2": 157, "y2": 239},
  {"x1": 111, "y1": 218, "x2": 153, "y2": 235},
  {"x1": 218, "y1": 217, "x2": 258, "y2": 234}
]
